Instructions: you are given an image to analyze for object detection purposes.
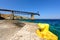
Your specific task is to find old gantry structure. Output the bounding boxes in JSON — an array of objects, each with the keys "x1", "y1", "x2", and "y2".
[{"x1": 0, "y1": 9, "x2": 40, "y2": 20}]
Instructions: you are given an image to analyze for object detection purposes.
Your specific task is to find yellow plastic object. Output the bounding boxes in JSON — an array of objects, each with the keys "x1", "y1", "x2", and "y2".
[{"x1": 36, "y1": 23, "x2": 58, "y2": 40}]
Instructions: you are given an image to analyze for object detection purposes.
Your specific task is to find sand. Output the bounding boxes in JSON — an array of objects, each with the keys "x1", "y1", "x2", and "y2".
[{"x1": 0, "y1": 20, "x2": 44, "y2": 40}]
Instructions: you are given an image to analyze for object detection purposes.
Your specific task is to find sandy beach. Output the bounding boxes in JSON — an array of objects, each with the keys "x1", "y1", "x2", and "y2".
[{"x1": 0, "y1": 20, "x2": 44, "y2": 40}]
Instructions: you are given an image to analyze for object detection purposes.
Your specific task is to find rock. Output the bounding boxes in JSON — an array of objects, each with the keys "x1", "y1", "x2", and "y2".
[{"x1": 0, "y1": 20, "x2": 44, "y2": 40}]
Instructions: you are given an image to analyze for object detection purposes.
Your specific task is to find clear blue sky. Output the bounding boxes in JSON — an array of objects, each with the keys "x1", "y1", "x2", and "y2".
[{"x1": 0, "y1": 0, "x2": 60, "y2": 19}]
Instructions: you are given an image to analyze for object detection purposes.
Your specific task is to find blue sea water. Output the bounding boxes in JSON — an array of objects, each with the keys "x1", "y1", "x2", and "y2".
[{"x1": 20, "y1": 19, "x2": 60, "y2": 40}]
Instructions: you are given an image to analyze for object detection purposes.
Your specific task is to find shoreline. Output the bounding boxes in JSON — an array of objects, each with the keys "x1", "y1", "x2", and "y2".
[{"x1": 0, "y1": 20, "x2": 44, "y2": 40}]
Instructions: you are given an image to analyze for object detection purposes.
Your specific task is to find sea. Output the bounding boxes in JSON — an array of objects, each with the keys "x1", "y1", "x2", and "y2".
[{"x1": 20, "y1": 19, "x2": 60, "y2": 40}]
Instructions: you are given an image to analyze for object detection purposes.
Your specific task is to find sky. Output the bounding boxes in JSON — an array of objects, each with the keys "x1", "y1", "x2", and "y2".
[{"x1": 0, "y1": 0, "x2": 60, "y2": 19}]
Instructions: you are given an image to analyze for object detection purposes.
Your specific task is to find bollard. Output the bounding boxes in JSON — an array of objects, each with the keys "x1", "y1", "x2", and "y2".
[{"x1": 36, "y1": 23, "x2": 58, "y2": 40}]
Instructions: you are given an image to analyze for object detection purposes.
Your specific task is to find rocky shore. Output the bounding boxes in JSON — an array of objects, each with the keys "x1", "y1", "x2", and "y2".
[{"x1": 0, "y1": 20, "x2": 44, "y2": 40}]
